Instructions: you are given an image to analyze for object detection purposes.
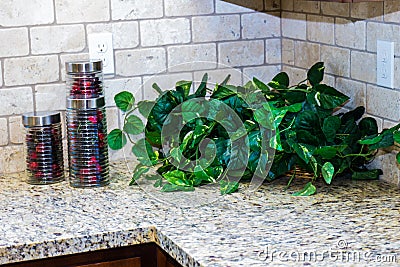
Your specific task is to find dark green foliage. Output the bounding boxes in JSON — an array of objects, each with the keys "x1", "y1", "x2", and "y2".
[{"x1": 109, "y1": 63, "x2": 400, "y2": 196}]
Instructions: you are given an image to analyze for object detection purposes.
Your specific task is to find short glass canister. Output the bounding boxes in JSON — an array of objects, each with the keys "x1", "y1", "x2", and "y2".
[
  {"x1": 66, "y1": 97, "x2": 110, "y2": 187},
  {"x1": 22, "y1": 112, "x2": 65, "y2": 185},
  {"x1": 65, "y1": 60, "x2": 103, "y2": 99}
]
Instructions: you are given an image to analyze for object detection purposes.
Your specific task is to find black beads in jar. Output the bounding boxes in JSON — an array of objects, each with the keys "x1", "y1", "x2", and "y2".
[{"x1": 22, "y1": 112, "x2": 65, "y2": 185}]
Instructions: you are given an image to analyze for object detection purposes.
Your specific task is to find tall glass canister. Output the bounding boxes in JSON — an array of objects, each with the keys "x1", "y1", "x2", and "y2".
[
  {"x1": 65, "y1": 60, "x2": 103, "y2": 99},
  {"x1": 22, "y1": 112, "x2": 64, "y2": 185},
  {"x1": 66, "y1": 97, "x2": 110, "y2": 187}
]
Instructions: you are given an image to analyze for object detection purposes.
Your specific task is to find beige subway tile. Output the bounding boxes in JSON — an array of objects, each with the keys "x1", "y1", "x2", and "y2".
[
  {"x1": 111, "y1": 0, "x2": 163, "y2": 20},
  {"x1": 9, "y1": 116, "x2": 24, "y2": 144},
  {"x1": 0, "y1": 28, "x2": 29, "y2": 57},
  {"x1": 194, "y1": 69, "x2": 243, "y2": 87},
  {"x1": 0, "y1": 0, "x2": 54, "y2": 26},
  {"x1": 335, "y1": 18, "x2": 366, "y2": 50},
  {"x1": 366, "y1": 22, "x2": 400, "y2": 55},
  {"x1": 219, "y1": 40, "x2": 264, "y2": 67},
  {"x1": 266, "y1": 39, "x2": 282, "y2": 64},
  {"x1": 143, "y1": 73, "x2": 193, "y2": 100},
  {"x1": 370, "y1": 152, "x2": 399, "y2": 186},
  {"x1": 307, "y1": 15, "x2": 334, "y2": 45},
  {"x1": 4, "y1": 56, "x2": 59, "y2": 86},
  {"x1": 215, "y1": 0, "x2": 263, "y2": 13},
  {"x1": 168, "y1": 43, "x2": 217, "y2": 72},
  {"x1": 264, "y1": 0, "x2": 280, "y2": 11},
  {"x1": 115, "y1": 48, "x2": 166, "y2": 76},
  {"x1": 281, "y1": 0, "x2": 293, "y2": 11},
  {"x1": 366, "y1": 85, "x2": 400, "y2": 120},
  {"x1": 0, "y1": 145, "x2": 25, "y2": 173},
  {"x1": 106, "y1": 107, "x2": 120, "y2": 133},
  {"x1": 351, "y1": 51, "x2": 376, "y2": 83},
  {"x1": 0, "y1": 87, "x2": 33, "y2": 116},
  {"x1": 0, "y1": 118, "x2": 8, "y2": 146},
  {"x1": 384, "y1": 1, "x2": 400, "y2": 23},
  {"x1": 293, "y1": 0, "x2": 320, "y2": 14},
  {"x1": 242, "y1": 12, "x2": 280, "y2": 39},
  {"x1": 282, "y1": 12, "x2": 306, "y2": 40},
  {"x1": 351, "y1": 2, "x2": 383, "y2": 21},
  {"x1": 192, "y1": 15, "x2": 240, "y2": 43},
  {"x1": 324, "y1": 74, "x2": 335, "y2": 87},
  {"x1": 140, "y1": 18, "x2": 191, "y2": 47},
  {"x1": 55, "y1": 0, "x2": 109, "y2": 23},
  {"x1": 165, "y1": 0, "x2": 214, "y2": 16},
  {"x1": 321, "y1": 2, "x2": 349, "y2": 17},
  {"x1": 383, "y1": 119, "x2": 399, "y2": 129},
  {"x1": 103, "y1": 77, "x2": 142, "y2": 107},
  {"x1": 35, "y1": 84, "x2": 66, "y2": 112},
  {"x1": 282, "y1": 39, "x2": 295, "y2": 65},
  {"x1": 243, "y1": 65, "x2": 281, "y2": 83},
  {"x1": 321, "y1": 46, "x2": 350, "y2": 78},
  {"x1": 282, "y1": 65, "x2": 307, "y2": 85},
  {"x1": 294, "y1": 41, "x2": 320, "y2": 69},
  {"x1": 31, "y1": 25, "x2": 85, "y2": 55},
  {"x1": 87, "y1": 22, "x2": 139, "y2": 49},
  {"x1": 336, "y1": 78, "x2": 366, "y2": 109}
]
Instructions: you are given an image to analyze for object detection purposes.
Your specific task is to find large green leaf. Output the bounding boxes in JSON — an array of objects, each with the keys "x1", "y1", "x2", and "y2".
[
  {"x1": 322, "y1": 162, "x2": 334, "y2": 184},
  {"x1": 130, "y1": 164, "x2": 150, "y2": 185},
  {"x1": 314, "y1": 146, "x2": 338, "y2": 159},
  {"x1": 314, "y1": 84, "x2": 349, "y2": 109},
  {"x1": 220, "y1": 180, "x2": 239, "y2": 195},
  {"x1": 161, "y1": 183, "x2": 195, "y2": 192},
  {"x1": 295, "y1": 110, "x2": 319, "y2": 131},
  {"x1": 176, "y1": 80, "x2": 192, "y2": 99},
  {"x1": 322, "y1": 116, "x2": 341, "y2": 142},
  {"x1": 163, "y1": 170, "x2": 192, "y2": 186},
  {"x1": 211, "y1": 85, "x2": 237, "y2": 99},
  {"x1": 123, "y1": 115, "x2": 144, "y2": 135},
  {"x1": 351, "y1": 169, "x2": 382, "y2": 180},
  {"x1": 253, "y1": 77, "x2": 270, "y2": 93},
  {"x1": 393, "y1": 131, "x2": 400, "y2": 143},
  {"x1": 181, "y1": 100, "x2": 205, "y2": 122},
  {"x1": 132, "y1": 138, "x2": 158, "y2": 166},
  {"x1": 359, "y1": 117, "x2": 378, "y2": 137},
  {"x1": 307, "y1": 62, "x2": 324, "y2": 86},
  {"x1": 369, "y1": 130, "x2": 394, "y2": 150},
  {"x1": 194, "y1": 73, "x2": 208, "y2": 97},
  {"x1": 137, "y1": 100, "x2": 155, "y2": 118},
  {"x1": 268, "y1": 72, "x2": 289, "y2": 89},
  {"x1": 114, "y1": 91, "x2": 135, "y2": 112},
  {"x1": 292, "y1": 182, "x2": 316, "y2": 196},
  {"x1": 341, "y1": 106, "x2": 365, "y2": 124},
  {"x1": 108, "y1": 129, "x2": 127, "y2": 150}
]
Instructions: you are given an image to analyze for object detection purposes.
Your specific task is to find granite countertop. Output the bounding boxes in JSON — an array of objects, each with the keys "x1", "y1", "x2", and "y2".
[{"x1": 0, "y1": 162, "x2": 399, "y2": 266}]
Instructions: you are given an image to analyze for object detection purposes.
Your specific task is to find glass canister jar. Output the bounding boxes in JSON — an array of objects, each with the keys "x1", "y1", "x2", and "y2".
[
  {"x1": 66, "y1": 96, "x2": 110, "y2": 187},
  {"x1": 65, "y1": 60, "x2": 103, "y2": 98},
  {"x1": 22, "y1": 112, "x2": 64, "y2": 185}
]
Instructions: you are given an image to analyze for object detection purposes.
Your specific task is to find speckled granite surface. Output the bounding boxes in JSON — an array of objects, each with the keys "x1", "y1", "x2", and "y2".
[{"x1": 0, "y1": 162, "x2": 399, "y2": 266}]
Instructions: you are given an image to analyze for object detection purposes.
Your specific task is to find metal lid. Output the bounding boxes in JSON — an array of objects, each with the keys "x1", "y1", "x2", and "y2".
[
  {"x1": 65, "y1": 60, "x2": 103, "y2": 73},
  {"x1": 67, "y1": 96, "x2": 105, "y2": 109},
  {"x1": 22, "y1": 111, "x2": 61, "y2": 127}
]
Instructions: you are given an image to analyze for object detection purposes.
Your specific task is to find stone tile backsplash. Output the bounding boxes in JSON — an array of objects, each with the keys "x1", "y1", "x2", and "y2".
[
  {"x1": 0, "y1": 0, "x2": 399, "y2": 186},
  {"x1": 0, "y1": 0, "x2": 280, "y2": 174}
]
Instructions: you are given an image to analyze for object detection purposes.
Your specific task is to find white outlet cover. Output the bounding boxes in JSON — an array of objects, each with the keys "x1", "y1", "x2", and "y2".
[
  {"x1": 88, "y1": 33, "x2": 115, "y2": 75},
  {"x1": 377, "y1": 40, "x2": 394, "y2": 88}
]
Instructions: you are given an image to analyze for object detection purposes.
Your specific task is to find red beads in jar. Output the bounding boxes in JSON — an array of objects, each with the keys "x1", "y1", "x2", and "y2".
[
  {"x1": 66, "y1": 60, "x2": 103, "y2": 99},
  {"x1": 22, "y1": 112, "x2": 65, "y2": 185}
]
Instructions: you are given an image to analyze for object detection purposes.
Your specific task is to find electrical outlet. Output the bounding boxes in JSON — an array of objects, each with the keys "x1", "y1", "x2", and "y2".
[
  {"x1": 88, "y1": 33, "x2": 114, "y2": 75},
  {"x1": 377, "y1": 40, "x2": 394, "y2": 88}
]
